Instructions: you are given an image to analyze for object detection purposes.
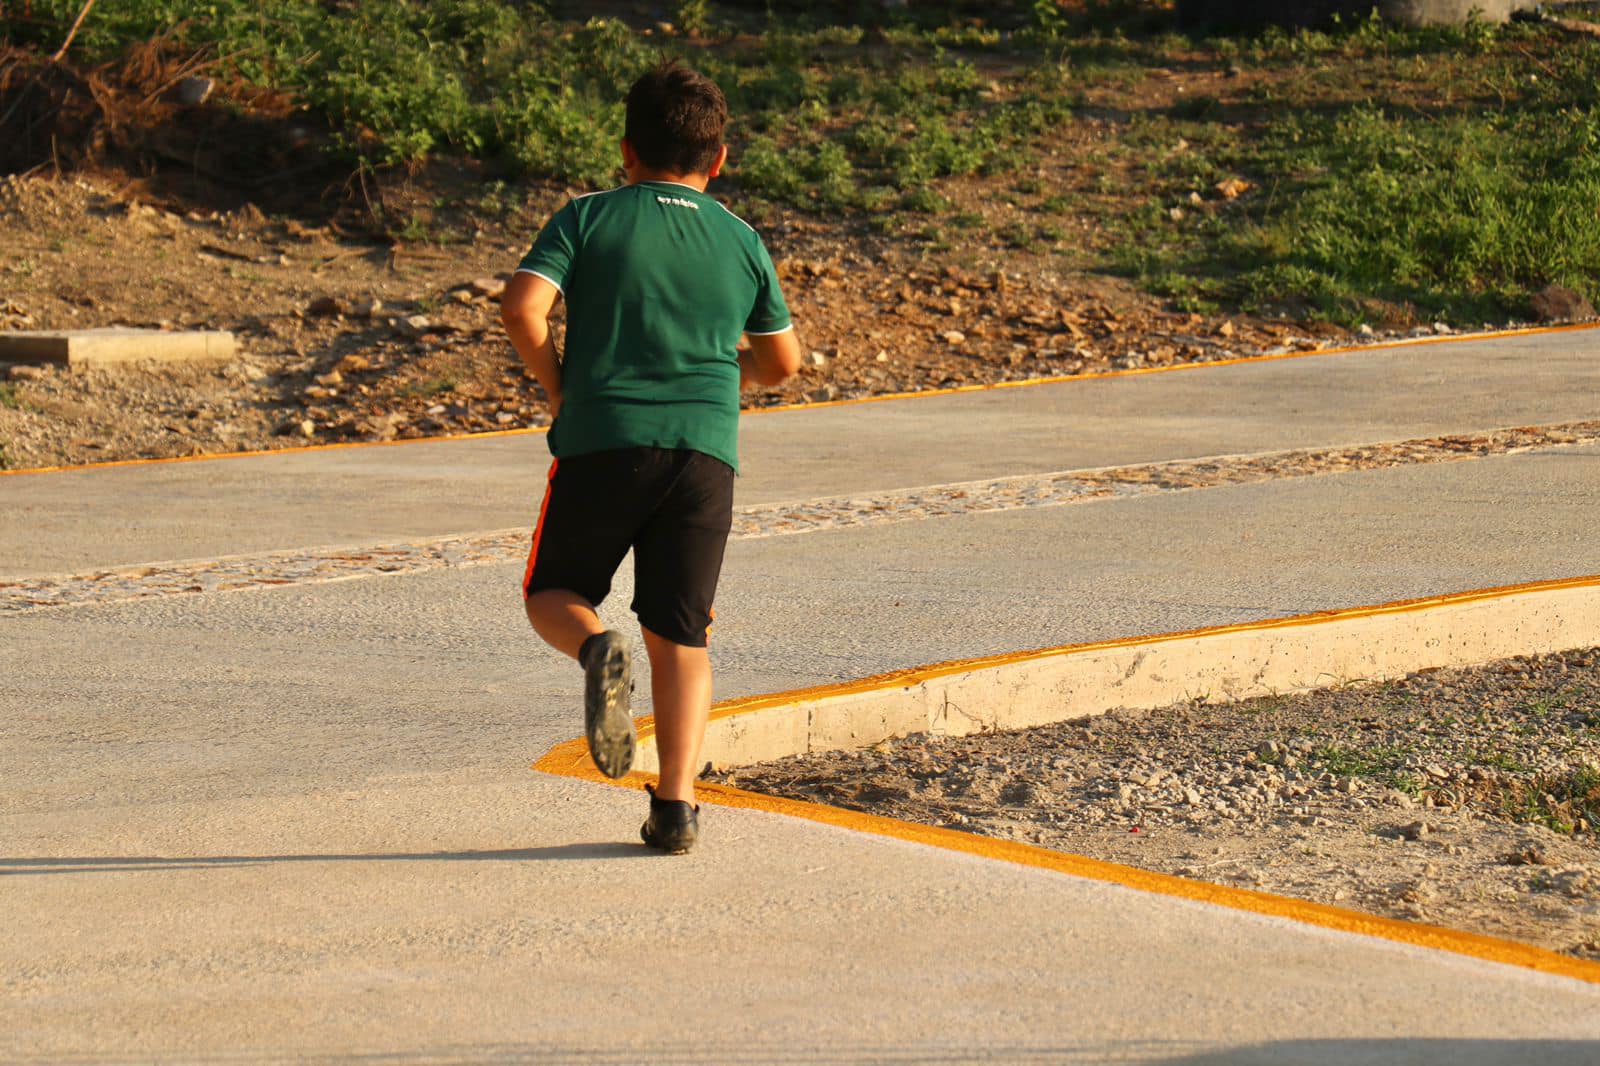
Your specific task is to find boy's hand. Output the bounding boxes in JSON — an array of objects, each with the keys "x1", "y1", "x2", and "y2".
[
  {"x1": 501, "y1": 272, "x2": 565, "y2": 417},
  {"x1": 738, "y1": 329, "x2": 802, "y2": 388}
]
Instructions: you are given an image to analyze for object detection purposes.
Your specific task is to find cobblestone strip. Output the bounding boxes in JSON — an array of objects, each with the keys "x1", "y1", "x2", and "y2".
[
  {"x1": 731, "y1": 421, "x2": 1600, "y2": 538},
  {"x1": 5, "y1": 421, "x2": 1597, "y2": 614}
]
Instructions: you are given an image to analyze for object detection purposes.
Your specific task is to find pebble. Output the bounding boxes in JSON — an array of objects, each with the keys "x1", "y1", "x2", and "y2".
[
  {"x1": 272, "y1": 418, "x2": 315, "y2": 438},
  {"x1": 173, "y1": 76, "x2": 215, "y2": 106}
]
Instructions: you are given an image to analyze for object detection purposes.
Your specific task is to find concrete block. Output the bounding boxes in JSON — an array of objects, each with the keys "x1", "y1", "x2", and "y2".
[
  {"x1": 0, "y1": 329, "x2": 236, "y2": 368},
  {"x1": 806, "y1": 686, "x2": 931, "y2": 753}
]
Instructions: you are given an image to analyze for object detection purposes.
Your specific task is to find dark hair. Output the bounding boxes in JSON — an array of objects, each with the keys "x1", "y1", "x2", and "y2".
[{"x1": 624, "y1": 60, "x2": 727, "y2": 176}]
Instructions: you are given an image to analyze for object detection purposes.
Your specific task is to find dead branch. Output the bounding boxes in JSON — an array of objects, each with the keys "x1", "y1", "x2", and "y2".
[{"x1": 49, "y1": 0, "x2": 99, "y2": 64}]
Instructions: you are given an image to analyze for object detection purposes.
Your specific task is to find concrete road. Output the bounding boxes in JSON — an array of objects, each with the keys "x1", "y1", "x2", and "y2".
[{"x1": 4, "y1": 331, "x2": 1600, "y2": 1061}]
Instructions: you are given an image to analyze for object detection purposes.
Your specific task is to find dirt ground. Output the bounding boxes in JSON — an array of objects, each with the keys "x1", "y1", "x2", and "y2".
[
  {"x1": 715, "y1": 647, "x2": 1600, "y2": 961},
  {"x1": 0, "y1": 155, "x2": 1361, "y2": 473}
]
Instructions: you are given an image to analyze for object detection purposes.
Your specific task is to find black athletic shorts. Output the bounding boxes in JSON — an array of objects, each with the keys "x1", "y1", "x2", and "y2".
[{"x1": 522, "y1": 446, "x2": 735, "y2": 648}]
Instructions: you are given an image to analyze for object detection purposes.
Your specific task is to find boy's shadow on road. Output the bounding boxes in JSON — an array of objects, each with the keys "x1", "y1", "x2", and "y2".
[{"x1": 0, "y1": 842, "x2": 652, "y2": 875}]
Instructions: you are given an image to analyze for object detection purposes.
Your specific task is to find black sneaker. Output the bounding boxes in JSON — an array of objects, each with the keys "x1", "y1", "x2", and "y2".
[
  {"x1": 641, "y1": 783, "x2": 699, "y2": 854},
  {"x1": 580, "y1": 630, "x2": 634, "y2": 779}
]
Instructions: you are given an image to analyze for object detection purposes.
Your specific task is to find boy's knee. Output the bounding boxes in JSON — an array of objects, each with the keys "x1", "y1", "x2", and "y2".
[{"x1": 640, "y1": 621, "x2": 710, "y2": 655}]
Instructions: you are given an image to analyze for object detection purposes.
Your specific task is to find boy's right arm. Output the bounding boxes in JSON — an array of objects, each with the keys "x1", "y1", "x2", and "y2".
[
  {"x1": 738, "y1": 328, "x2": 802, "y2": 388},
  {"x1": 501, "y1": 272, "x2": 565, "y2": 416}
]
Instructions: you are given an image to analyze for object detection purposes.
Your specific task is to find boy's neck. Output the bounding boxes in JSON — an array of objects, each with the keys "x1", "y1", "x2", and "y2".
[{"x1": 626, "y1": 168, "x2": 711, "y2": 192}]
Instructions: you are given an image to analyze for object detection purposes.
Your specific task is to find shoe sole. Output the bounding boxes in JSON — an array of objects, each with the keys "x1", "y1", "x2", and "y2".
[
  {"x1": 641, "y1": 823, "x2": 697, "y2": 854},
  {"x1": 584, "y1": 636, "x2": 634, "y2": 779}
]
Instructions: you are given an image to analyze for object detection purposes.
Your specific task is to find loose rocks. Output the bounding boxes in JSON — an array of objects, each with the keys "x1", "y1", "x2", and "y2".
[{"x1": 718, "y1": 646, "x2": 1600, "y2": 959}]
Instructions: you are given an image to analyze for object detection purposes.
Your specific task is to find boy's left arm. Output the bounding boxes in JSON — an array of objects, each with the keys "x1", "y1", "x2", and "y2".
[{"x1": 501, "y1": 272, "x2": 565, "y2": 417}]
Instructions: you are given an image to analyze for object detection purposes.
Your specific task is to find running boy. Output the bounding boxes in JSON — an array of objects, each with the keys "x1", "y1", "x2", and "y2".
[{"x1": 501, "y1": 61, "x2": 801, "y2": 854}]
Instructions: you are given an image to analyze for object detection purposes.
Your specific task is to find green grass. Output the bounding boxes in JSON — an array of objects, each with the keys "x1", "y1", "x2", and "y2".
[
  {"x1": 1464, "y1": 749, "x2": 1531, "y2": 774},
  {"x1": 1103, "y1": 20, "x2": 1600, "y2": 324},
  {"x1": 397, "y1": 376, "x2": 457, "y2": 399},
  {"x1": 1309, "y1": 742, "x2": 1416, "y2": 787},
  {"x1": 1524, "y1": 689, "x2": 1574, "y2": 718},
  {"x1": 0, "y1": 383, "x2": 19, "y2": 409}
]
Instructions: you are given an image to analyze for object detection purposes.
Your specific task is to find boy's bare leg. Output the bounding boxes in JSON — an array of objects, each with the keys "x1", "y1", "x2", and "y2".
[
  {"x1": 525, "y1": 589, "x2": 605, "y2": 660},
  {"x1": 530, "y1": 589, "x2": 635, "y2": 778},
  {"x1": 641, "y1": 625, "x2": 712, "y2": 803}
]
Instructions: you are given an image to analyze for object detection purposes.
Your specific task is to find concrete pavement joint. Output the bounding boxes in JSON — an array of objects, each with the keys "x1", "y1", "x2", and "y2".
[{"x1": 5, "y1": 420, "x2": 1598, "y2": 613}]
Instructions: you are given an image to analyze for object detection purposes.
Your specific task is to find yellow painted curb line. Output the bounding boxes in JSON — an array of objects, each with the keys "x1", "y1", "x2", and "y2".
[
  {"x1": 5, "y1": 320, "x2": 1595, "y2": 479},
  {"x1": 534, "y1": 572, "x2": 1600, "y2": 988}
]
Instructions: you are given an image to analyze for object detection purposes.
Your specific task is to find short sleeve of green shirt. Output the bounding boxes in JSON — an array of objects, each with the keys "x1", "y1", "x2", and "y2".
[
  {"x1": 745, "y1": 243, "x2": 791, "y2": 336},
  {"x1": 516, "y1": 203, "x2": 579, "y2": 292}
]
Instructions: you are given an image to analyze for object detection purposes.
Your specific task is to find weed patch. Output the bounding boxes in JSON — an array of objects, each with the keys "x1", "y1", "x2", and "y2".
[
  {"x1": 1494, "y1": 768, "x2": 1600, "y2": 835},
  {"x1": 1310, "y1": 742, "x2": 1415, "y2": 788},
  {"x1": 397, "y1": 376, "x2": 457, "y2": 399}
]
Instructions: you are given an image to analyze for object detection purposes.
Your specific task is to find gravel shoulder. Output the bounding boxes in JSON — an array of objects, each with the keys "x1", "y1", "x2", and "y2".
[{"x1": 714, "y1": 647, "x2": 1600, "y2": 961}]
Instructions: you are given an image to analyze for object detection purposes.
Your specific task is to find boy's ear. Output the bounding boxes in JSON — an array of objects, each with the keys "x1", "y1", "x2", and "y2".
[
  {"x1": 619, "y1": 137, "x2": 638, "y2": 170},
  {"x1": 707, "y1": 144, "x2": 728, "y2": 179}
]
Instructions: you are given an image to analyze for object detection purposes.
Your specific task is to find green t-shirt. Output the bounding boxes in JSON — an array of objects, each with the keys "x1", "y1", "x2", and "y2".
[{"x1": 517, "y1": 180, "x2": 792, "y2": 472}]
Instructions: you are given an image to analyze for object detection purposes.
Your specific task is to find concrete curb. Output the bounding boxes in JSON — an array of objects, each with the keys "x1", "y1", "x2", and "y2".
[
  {"x1": 633, "y1": 573, "x2": 1600, "y2": 773},
  {"x1": 535, "y1": 573, "x2": 1600, "y2": 986}
]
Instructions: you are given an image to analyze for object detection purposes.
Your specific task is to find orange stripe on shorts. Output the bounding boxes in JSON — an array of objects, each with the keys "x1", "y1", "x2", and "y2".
[{"x1": 522, "y1": 458, "x2": 559, "y2": 597}]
